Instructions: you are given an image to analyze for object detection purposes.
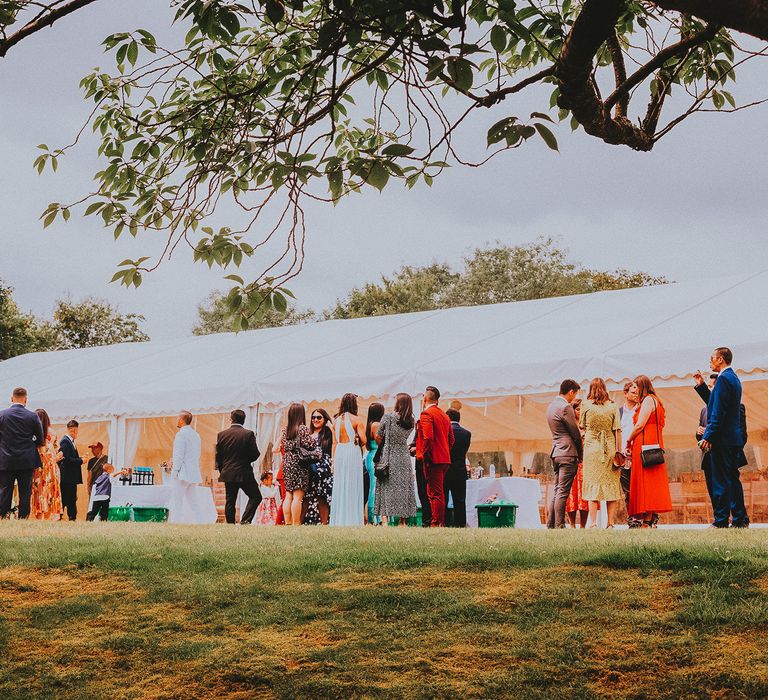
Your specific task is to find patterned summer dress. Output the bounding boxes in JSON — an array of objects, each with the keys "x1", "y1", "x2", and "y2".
[
  {"x1": 304, "y1": 433, "x2": 333, "y2": 525},
  {"x1": 374, "y1": 413, "x2": 417, "y2": 518},
  {"x1": 580, "y1": 400, "x2": 622, "y2": 501},
  {"x1": 31, "y1": 432, "x2": 62, "y2": 520}
]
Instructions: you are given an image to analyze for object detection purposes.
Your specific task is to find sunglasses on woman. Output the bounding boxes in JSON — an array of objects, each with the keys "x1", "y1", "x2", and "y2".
[{"x1": 311, "y1": 415, "x2": 323, "y2": 421}]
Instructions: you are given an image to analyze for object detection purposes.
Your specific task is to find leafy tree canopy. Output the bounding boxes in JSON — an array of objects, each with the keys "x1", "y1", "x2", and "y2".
[
  {"x1": 51, "y1": 297, "x2": 150, "y2": 349},
  {"x1": 0, "y1": 282, "x2": 56, "y2": 360},
  {"x1": 4, "y1": 1, "x2": 763, "y2": 329},
  {"x1": 0, "y1": 282, "x2": 150, "y2": 358}
]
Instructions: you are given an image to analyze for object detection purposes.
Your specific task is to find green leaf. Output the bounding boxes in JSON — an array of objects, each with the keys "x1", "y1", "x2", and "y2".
[
  {"x1": 220, "y1": 11, "x2": 240, "y2": 38},
  {"x1": 530, "y1": 111, "x2": 554, "y2": 123},
  {"x1": 272, "y1": 292, "x2": 288, "y2": 313},
  {"x1": 447, "y1": 57, "x2": 473, "y2": 92},
  {"x1": 42, "y1": 211, "x2": 57, "y2": 228},
  {"x1": 265, "y1": 0, "x2": 285, "y2": 25},
  {"x1": 224, "y1": 274, "x2": 244, "y2": 285},
  {"x1": 127, "y1": 40, "x2": 138, "y2": 66},
  {"x1": 84, "y1": 202, "x2": 103, "y2": 216},
  {"x1": 534, "y1": 123, "x2": 559, "y2": 151},
  {"x1": 382, "y1": 144, "x2": 415, "y2": 157},
  {"x1": 366, "y1": 161, "x2": 389, "y2": 191},
  {"x1": 487, "y1": 116, "x2": 518, "y2": 147},
  {"x1": 490, "y1": 26, "x2": 507, "y2": 53}
]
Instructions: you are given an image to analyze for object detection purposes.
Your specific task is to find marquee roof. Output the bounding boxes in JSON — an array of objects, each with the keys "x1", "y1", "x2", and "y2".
[{"x1": 2, "y1": 270, "x2": 766, "y2": 421}]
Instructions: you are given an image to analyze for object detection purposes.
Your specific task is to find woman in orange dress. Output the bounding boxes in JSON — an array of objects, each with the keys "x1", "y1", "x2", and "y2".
[
  {"x1": 626, "y1": 375, "x2": 672, "y2": 527},
  {"x1": 31, "y1": 408, "x2": 63, "y2": 520}
]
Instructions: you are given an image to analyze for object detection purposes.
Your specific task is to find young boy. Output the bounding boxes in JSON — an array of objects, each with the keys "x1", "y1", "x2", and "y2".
[{"x1": 86, "y1": 463, "x2": 119, "y2": 521}]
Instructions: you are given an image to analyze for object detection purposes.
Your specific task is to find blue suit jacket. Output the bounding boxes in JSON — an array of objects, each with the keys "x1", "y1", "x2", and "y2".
[
  {"x1": 0, "y1": 403, "x2": 44, "y2": 471},
  {"x1": 702, "y1": 367, "x2": 744, "y2": 447}
]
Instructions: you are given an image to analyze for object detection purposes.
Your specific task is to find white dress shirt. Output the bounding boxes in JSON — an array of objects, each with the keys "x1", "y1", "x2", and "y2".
[{"x1": 172, "y1": 425, "x2": 202, "y2": 483}]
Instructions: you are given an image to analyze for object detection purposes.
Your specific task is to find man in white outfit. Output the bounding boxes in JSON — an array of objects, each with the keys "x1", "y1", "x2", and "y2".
[{"x1": 168, "y1": 410, "x2": 202, "y2": 523}]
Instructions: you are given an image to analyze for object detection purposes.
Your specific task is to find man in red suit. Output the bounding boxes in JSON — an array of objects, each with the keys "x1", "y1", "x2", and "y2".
[{"x1": 416, "y1": 386, "x2": 455, "y2": 527}]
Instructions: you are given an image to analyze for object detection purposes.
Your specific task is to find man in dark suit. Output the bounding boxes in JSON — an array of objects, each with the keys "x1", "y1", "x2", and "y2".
[
  {"x1": 58, "y1": 419, "x2": 83, "y2": 521},
  {"x1": 0, "y1": 387, "x2": 45, "y2": 519},
  {"x1": 215, "y1": 409, "x2": 261, "y2": 524},
  {"x1": 444, "y1": 408, "x2": 471, "y2": 527},
  {"x1": 697, "y1": 347, "x2": 749, "y2": 528},
  {"x1": 416, "y1": 386, "x2": 455, "y2": 528},
  {"x1": 546, "y1": 379, "x2": 583, "y2": 529}
]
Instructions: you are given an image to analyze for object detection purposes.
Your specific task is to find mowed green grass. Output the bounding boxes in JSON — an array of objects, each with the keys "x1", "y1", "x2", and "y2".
[{"x1": 1, "y1": 524, "x2": 767, "y2": 700}]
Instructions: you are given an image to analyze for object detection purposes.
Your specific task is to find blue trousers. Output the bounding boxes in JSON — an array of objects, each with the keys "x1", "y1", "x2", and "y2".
[{"x1": 709, "y1": 446, "x2": 749, "y2": 528}]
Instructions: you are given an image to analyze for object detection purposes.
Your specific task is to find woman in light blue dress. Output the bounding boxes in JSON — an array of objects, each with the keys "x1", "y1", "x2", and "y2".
[
  {"x1": 329, "y1": 393, "x2": 368, "y2": 527},
  {"x1": 364, "y1": 403, "x2": 384, "y2": 525}
]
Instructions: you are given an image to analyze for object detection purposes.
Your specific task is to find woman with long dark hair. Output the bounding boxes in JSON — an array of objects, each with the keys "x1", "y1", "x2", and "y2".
[
  {"x1": 626, "y1": 375, "x2": 672, "y2": 527},
  {"x1": 363, "y1": 402, "x2": 385, "y2": 525},
  {"x1": 580, "y1": 378, "x2": 622, "y2": 528},
  {"x1": 280, "y1": 403, "x2": 321, "y2": 525},
  {"x1": 374, "y1": 393, "x2": 418, "y2": 525},
  {"x1": 31, "y1": 408, "x2": 63, "y2": 520},
  {"x1": 329, "y1": 393, "x2": 367, "y2": 526},
  {"x1": 304, "y1": 408, "x2": 334, "y2": 525}
]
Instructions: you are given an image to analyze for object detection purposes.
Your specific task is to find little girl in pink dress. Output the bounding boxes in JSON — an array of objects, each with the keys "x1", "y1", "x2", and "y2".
[{"x1": 254, "y1": 472, "x2": 281, "y2": 526}]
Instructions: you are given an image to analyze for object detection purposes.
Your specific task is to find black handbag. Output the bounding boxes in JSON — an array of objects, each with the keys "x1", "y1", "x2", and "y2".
[
  {"x1": 296, "y1": 438, "x2": 319, "y2": 467},
  {"x1": 373, "y1": 418, "x2": 388, "y2": 479},
  {"x1": 640, "y1": 399, "x2": 665, "y2": 468}
]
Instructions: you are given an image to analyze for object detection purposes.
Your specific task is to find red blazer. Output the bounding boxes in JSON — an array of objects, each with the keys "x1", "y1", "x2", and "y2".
[{"x1": 416, "y1": 404, "x2": 455, "y2": 464}]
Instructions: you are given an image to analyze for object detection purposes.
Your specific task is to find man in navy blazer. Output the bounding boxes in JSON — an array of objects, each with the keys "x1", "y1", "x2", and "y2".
[
  {"x1": 445, "y1": 408, "x2": 472, "y2": 527},
  {"x1": 0, "y1": 387, "x2": 45, "y2": 519},
  {"x1": 697, "y1": 347, "x2": 749, "y2": 528},
  {"x1": 58, "y1": 419, "x2": 84, "y2": 521}
]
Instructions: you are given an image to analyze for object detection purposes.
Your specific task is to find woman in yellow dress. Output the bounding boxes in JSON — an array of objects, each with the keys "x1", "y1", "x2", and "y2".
[
  {"x1": 579, "y1": 378, "x2": 622, "y2": 528},
  {"x1": 31, "y1": 408, "x2": 63, "y2": 520}
]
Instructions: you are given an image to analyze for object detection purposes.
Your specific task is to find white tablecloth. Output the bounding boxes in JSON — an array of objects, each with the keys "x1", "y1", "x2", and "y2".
[
  {"x1": 110, "y1": 482, "x2": 218, "y2": 524},
  {"x1": 465, "y1": 477, "x2": 543, "y2": 529}
]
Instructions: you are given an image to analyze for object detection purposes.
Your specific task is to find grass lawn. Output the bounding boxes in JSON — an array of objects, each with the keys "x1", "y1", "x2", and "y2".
[{"x1": 1, "y1": 524, "x2": 767, "y2": 700}]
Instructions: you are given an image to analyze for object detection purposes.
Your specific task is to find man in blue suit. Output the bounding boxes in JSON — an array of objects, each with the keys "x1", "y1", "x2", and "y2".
[
  {"x1": 697, "y1": 347, "x2": 749, "y2": 528},
  {"x1": 0, "y1": 387, "x2": 45, "y2": 519}
]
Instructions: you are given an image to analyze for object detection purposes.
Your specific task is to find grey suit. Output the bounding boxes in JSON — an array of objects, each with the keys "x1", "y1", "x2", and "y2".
[{"x1": 546, "y1": 396, "x2": 583, "y2": 528}]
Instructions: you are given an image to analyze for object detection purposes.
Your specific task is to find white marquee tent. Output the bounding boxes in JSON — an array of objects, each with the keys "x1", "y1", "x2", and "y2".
[{"x1": 1, "y1": 270, "x2": 767, "y2": 480}]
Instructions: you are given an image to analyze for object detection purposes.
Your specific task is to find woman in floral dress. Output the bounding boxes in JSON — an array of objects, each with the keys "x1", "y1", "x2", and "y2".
[
  {"x1": 303, "y1": 408, "x2": 334, "y2": 525},
  {"x1": 31, "y1": 408, "x2": 63, "y2": 520}
]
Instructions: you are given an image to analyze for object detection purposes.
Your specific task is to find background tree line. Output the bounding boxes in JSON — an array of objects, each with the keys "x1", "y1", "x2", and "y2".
[
  {"x1": 193, "y1": 238, "x2": 668, "y2": 334},
  {"x1": 0, "y1": 285, "x2": 149, "y2": 360}
]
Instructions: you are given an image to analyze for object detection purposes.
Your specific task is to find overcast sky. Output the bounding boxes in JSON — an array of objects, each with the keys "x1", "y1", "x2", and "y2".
[{"x1": 2, "y1": 2, "x2": 767, "y2": 339}]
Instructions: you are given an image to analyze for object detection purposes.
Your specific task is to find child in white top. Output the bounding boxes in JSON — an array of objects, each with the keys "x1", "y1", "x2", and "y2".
[{"x1": 253, "y1": 472, "x2": 281, "y2": 525}]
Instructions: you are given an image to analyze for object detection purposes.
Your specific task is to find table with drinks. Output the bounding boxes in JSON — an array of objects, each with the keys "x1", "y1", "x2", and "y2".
[{"x1": 109, "y1": 467, "x2": 218, "y2": 524}]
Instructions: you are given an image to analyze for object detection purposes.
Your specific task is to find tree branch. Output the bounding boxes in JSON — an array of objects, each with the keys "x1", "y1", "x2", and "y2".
[
  {"x1": 555, "y1": 0, "x2": 654, "y2": 151},
  {"x1": 651, "y1": 0, "x2": 768, "y2": 41},
  {"x1": 606, "y1": 31, "x2": 629, "y2": 117},
  {"x1": 0, "y1": 0, "x2": 101, "y2": 58},
  {"x1": 604, "y1": 23, "x2": 719, "y2": 113}
]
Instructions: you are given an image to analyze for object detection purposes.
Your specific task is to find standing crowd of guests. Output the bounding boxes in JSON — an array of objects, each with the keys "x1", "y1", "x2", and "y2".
[
  {"x1": 548, "y1": 346, "x2": 750, "y2": 529},
  {"x1": 0, "y1": 388, "x2": 121, "y2": 521},
  {"x1": 1, "y1": 346, "x2": 750, "y2": 530},
  {"x1": 271, "y1": 386, "x2": 473, "y2": 527}
]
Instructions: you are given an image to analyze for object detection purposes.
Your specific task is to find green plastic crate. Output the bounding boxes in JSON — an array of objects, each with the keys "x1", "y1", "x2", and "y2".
[
  {"x1": 386, "y1": 508, "x2": 423, "y2": 527},
  {"x1": 132, "y1": 507, "x2": 168, "y2": 523},
  {"x1": 107, "y1": 506, "x2": 132, "y2": 522},
  {"x1": 475, "y1": 502, "x2": 517, "y2": 528}
]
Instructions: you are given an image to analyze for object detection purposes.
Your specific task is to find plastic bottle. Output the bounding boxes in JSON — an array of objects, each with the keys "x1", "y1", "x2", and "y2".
[{"x1": 489, "y1": 463, "x2": 496, "y2": 479}]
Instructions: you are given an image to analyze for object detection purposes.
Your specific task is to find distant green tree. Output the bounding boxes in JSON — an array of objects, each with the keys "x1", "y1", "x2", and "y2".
[
  {"x1": 325, "y1": 264, "x2": 460, "y2": 320},
  {"x1": 51, "y1": 297, "x2": 150, "y2": 348},
  {"x1": 0, "y1": 281, "x2": 56, "y2": 360},
  {"x1": 193, "y1": 290, "x2": 315, "y2": 335},
  {"x1": 328, "y1": 240, "x2": 669, "y2": 318}
]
